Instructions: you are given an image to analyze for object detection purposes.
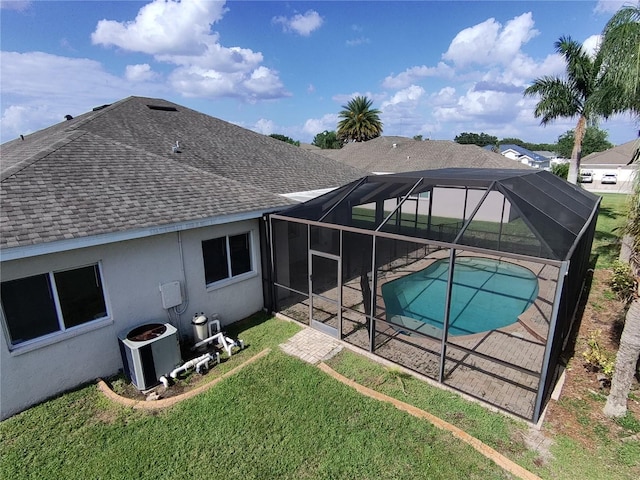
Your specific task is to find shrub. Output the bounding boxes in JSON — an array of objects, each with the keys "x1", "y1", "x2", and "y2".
[
  {"x1": 582, "y1": 329, "x2": 615, "y2": 378},
  {"x1": 610, "y1": 260, "x2": 636, "y2": 301}
]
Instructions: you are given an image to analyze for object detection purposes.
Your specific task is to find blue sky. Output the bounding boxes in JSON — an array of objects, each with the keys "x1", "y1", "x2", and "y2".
[{"x1": 1, "y1": 0, "x2": 638, "y2": 146}]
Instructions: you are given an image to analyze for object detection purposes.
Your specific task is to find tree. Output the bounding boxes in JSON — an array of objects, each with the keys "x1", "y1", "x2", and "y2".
[
  {"x1": 599, "y1": 3, "x2": 640, "y2": 419},
  {"x1": 556, "y1": 126, "x2": 613, "y2": 158},
  {"x1": 524, "y1": 36, "x2": 602, "y2": 184},
  {"x1": 454, "y1": 132, "x2": 498, "y2": 147},
  {"x1": 312, "y1": 130, "x2": 342, "y2": 149},
  {"x1": 551, "y1": 162, "x2": 569, "y2": 179},
  {"x1": 413, "y1": 134, "x2": 423, "y2": 141},
  {"x1": 269, "y1": 134, "x2": 300, "y2": 146},
  {"x1": 593, "y1": 3, "x2": 640, "y2": 120},
  {"x1": 336, "y1": 96, "x2": 383, "y2": 143}
]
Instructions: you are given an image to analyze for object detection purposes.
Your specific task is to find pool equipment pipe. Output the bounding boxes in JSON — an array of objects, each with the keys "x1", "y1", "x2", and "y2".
[
  {"x1": 191, "y1": 332, "x2": 243, "y2": 356},
  {"x1": 159, "y1": 375, "x2": 170, "y2": 388},
  {"x1": 195, "y1": 352, "x2": 220, "y2": 374},
  {"x1": 170, "y1": 353, "x2": 215, "y2": 379}
]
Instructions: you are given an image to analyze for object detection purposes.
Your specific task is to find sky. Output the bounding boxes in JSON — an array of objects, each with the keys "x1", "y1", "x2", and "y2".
[{"x1": 1, "y1": 0, "x2": 638, "y2": 146}]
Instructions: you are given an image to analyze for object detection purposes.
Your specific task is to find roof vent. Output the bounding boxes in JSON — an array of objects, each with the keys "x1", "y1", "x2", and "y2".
[
  {"x1": 172, "y1": 141, "x2": 181, "y2": 154},
  {"x1": 148, "y1": 104, "x2": 178, "y2": 112},
  {"x1": 65, "y1": 114, "x2": 73, "y2": 121},
  {"x1": 92, "y1": 104, "x2": 111, "y2": 112},
  {"x1": 392, "y1": 143, "x2": 397, "y2": 148}
]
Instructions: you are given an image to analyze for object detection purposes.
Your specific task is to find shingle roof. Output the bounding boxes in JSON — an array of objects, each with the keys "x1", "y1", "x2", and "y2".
[
  {"x1": 581, "y1": 139, "x2": 640, "y2": 166},
  {"x1": 316, "y1": 136, "x2": 528, "y2": 172},
  {"x1": 0, "y1": 96, "x2": 366, "y2": 250},
  {"x1": 498, "y1": 144, "x2": 549, "y2": 162}
]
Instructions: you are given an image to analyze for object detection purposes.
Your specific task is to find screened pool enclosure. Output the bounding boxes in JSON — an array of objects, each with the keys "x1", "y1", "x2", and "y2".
[{"x1": 266, "y1": 168, "x2": 600, "y2": 422}]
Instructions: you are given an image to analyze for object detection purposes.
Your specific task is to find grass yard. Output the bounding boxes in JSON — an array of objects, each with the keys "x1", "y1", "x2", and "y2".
[
  {"x1": 592, "y1": 193, "x2": 632, "y2": 268},
  {"x1": 1, "y1": 317, "x2": 509, "y2": 480}
]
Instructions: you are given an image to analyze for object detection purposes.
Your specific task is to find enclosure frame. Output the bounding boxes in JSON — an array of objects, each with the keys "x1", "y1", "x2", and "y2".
[{"x1": 266, "y1": 169, "x2": 600, "y2": 422}]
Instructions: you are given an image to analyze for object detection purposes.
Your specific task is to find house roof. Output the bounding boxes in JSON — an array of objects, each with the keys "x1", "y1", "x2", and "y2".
[
  {"x1": 497, "y1": 144, "x2": 549, "y2": 163},
  {"x1": 0, "y1": 96, "x2": 366, "y2": 252},
  {"x1": 581, "y1": 139, "x2": 640, "y2": 166},
  {"x1": 316, "y1": 136, "x2": 528, "y2": 172}
]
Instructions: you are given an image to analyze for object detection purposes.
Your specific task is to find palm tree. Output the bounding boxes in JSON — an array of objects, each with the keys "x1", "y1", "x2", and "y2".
[
  {"x1": 593, "y1": 3, "x2": 640, "y2": 120},
  {"x1": 524, "y1": 36, "x2": 602, "y2": 184},
  {"x1": 337, "y1": 96, "x2": 383, "y2": 143},
  {"x1": 598, "y1": 2, "x2": 640, "y2": 419}
]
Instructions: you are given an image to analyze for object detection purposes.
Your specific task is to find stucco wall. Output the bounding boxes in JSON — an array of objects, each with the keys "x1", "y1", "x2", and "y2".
[{"x1": 0, "y1": 219, "x2": 263, "y2": 419}]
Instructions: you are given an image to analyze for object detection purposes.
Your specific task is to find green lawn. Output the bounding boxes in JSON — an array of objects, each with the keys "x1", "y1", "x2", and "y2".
[
  {"x1": 1, "y1": 316, "x2": 508, "y2": 480},
  {"x1": 592, "y1": 193, "x2": 632, "y2": 269}
]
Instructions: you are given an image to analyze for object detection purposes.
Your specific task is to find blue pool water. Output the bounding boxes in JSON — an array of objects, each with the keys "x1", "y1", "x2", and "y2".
[{"x1": 381, "y1": 257, "x2": 539, "y2": 336}]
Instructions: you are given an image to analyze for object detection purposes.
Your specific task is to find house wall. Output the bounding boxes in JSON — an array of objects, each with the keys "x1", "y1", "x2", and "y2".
[
  {"x1": 581, "y1": 165, "x2": 637, "y2": 182},
  {"x1": 0, "y1": 219, "x2": 263, "y2": 419}
]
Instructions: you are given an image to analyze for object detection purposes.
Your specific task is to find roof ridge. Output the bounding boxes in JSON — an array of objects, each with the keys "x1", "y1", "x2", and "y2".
[{"x1": 1, "y1": 130, "x2": 87, "y2": 181}]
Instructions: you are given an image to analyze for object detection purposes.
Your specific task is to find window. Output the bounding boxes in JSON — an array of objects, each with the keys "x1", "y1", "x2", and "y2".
[
  {"x1": 1, "y1": 264, "x2": 108, "y2": 347},
  {"x1": 202, "y1": 233, "x2": 252, "y2": 285}
]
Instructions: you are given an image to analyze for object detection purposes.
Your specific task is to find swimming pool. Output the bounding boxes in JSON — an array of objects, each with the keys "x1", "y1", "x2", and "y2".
[{"x1": 381, "y1": 257, "x2": 539, "y2": 336}]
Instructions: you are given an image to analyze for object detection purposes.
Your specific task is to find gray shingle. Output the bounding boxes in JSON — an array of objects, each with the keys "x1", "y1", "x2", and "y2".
[
  {"x1": 1, "y1": 97, "x2": 367, "y2": 249},
  {"x1": 316, "y1": 136, "x2": 528, "y2": 172}
]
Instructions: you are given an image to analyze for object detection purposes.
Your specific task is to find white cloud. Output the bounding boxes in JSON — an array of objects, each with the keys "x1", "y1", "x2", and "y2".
[
  {"x1": 443, "y1": 13, "x2": 539, "y2": 68},
  {"x1": 582, "y1": 35, "x2": 602, "y2": 57},
  {"x1": 332, "y1": 91, "x2": 386, "y2": 105},
  {"x1": 303, "y1": 114, "x2": 339, "y2": 136},
  {"x1": 430, "y1": 87, "x2": 457, "y2": 107},
  {"x1": 125, "y1": 63, "x2": 158, "y2": 82},
  {"x1": 91, "y1": 0, "x2": 288, "y2": 101},
  {"x1": 253, "y1": 118, "x2": 276, "y2": 135},
  {"x1": 382, "y1": 85, "x2": 425, "y2": 107},
  {"x1": 382, "y1": 63, "x2": 453, "y2": 89},
  {"x1": 92, "y1": 0, "x2": 227, "y2": 55},
  {"x1": 0, "y1": 0, "x2": 31, "y2": 11},
  {"x1": 594, "y1": 1, "x2": 628, "y2": 14},
  {"x1": 243, "y1": 66, "x2": 289, "y2": 100},
  {"x1": 346, "y1": 37, "x2": 370, "y2": 47},
  {"x1": 272, "y1": 10, "x2": 323, "y2": 36},
  {"x1": 0, "y1": 51, "x2": 167, "y2": 142},
  {"x1": 1, "y1": 104, "x2": 58, "y2": 141}
]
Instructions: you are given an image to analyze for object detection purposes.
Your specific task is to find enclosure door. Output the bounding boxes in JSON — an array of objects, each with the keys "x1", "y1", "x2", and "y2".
[{"x1": 309, "y1": 251, "x2": 341, "y2": 338}]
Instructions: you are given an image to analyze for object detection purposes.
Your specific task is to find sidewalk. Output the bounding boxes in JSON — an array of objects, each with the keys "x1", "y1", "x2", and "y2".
[{"x1": 279, "y1": 327, "x2": 343, "y2": 364}]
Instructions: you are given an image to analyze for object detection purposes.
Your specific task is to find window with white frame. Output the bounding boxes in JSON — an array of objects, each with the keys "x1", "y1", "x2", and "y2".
[
  {"x1": 1, "y1": 264, "x2": 108, "y2": 346},
  {"x1": 202, "y1": 232, "x2": 252, "y2": 285}
]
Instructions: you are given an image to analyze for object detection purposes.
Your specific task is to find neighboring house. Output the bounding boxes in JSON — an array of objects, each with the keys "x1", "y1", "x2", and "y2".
[
  {"x1": 0, "y1": 96, "x2": 365, "y2": 419},
  {"x1": 317, "y1": 136, "x2": 530, "y2": 173},
  {"x1": 579, "y1": 139, "x2": 639, "y2": 186},
  {"x1": 490, "y1": 144, "x2": 551, "y2": 169}
]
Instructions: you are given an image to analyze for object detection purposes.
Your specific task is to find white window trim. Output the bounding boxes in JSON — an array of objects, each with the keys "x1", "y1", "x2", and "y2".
[
  {"x1": 2, "y1": 261, "x2": 111, "y2": 353},
  {"x1": 8, "y1": 317, "x2": 114, "y2": 356},
  {"x1": 204, "y1": 231, "x2": 257, "y2": 290}
]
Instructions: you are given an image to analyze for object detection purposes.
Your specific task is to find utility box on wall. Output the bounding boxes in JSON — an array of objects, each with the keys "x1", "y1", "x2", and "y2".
[{"x1": 159, "y1": 281, "x2": 182, "y2": 309}]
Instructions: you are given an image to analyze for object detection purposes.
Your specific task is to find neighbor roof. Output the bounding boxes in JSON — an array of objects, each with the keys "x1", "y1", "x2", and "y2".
[
  {"x1": 581, "y1": 139, "x2": 640, "y2": 166},
  {"x1": 316, "y1": 136, "x2": 526, "y2": 172},
  {"x1": 498, "y1": 144, "x2": 549, "y2": 163},
  {"x1": 0, "y1": 96, "x2": 366, "y2": 251}
]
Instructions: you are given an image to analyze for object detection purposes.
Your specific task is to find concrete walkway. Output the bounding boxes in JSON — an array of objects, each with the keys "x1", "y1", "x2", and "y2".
[{"x1": 279, "y1": 327, "x2": 343, "y2": 364}]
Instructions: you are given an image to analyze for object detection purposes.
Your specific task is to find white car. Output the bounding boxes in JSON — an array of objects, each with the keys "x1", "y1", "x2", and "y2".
[
  {"x1": 601, "y1": 173, "x2": 618, "y2": 184},
  {"x1": 579, "y1": 171, "x2": 593, "y2": 183}
]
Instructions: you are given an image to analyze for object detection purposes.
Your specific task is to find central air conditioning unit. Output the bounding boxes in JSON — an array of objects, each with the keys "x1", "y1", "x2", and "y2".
[{"x1": 118, "y1": 323, "x2": 182, "y2": 390}]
